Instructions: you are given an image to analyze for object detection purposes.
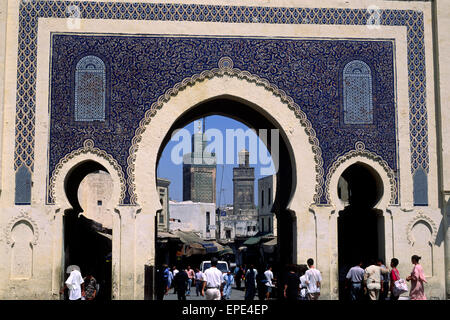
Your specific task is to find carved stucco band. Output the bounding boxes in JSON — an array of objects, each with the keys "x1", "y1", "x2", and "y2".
[
  {"x1": 126, "y1": 57, "x2": 325, "y2": 205},
  {"x1": 4, "y1": 211, "x2": 39, "y2": 246},
  {"x1": 48, "y1": 139, "x2": 126, "y2": 205},
  {"x1": 406, "y1": 213, "x2": 438, "y2": 246},
  {"x1": 324, "y1": 141, "x2": 398, "y2": 205}
]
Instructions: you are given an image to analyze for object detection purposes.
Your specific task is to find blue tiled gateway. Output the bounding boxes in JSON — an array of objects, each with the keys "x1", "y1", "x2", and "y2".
[{"x1": 0, "y1": 0, "x2": 448, "y2": 301}]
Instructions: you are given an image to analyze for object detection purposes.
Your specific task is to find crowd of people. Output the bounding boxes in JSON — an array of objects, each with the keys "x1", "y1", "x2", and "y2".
[
  {"x1": 341, "y1": 255, "x2": 427, "y2": 301},
  {"x1": 156, "y1": 254, "x2": 427, "y2": 301},
  {"x1": 273, "y1": 255, "x2": 428, "y2": 301},
  {"x1": 155, "y1": 258, "x2": 277, "y2": 301},
  {"x1": 61, "y1": 254, "x2": 426, "y2": 301}
]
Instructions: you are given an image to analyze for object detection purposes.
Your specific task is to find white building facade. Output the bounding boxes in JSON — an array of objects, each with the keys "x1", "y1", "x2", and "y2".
[
  {"x1": 169, "y1": 201, "x2": 216, "y2": 240},
  {"x1": 258, "y1": 175, "x2": 276, "y2": 234}
]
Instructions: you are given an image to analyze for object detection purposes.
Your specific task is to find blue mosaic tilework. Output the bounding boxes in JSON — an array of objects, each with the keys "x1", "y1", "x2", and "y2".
[
  {"x1": 49, "y1": 35, "x2": 397, "y2": 205},
  {"x1": 13, "y1": 1, "x2": 427, "y2": 205},
  {"x1": 15, "y1": 164, "x2": 31, "y2": 205},
  {"x1": 75, "y1": 55, "x2": 106, "y2": 122},
  {"x1": 343, "y1": 60, "x2": 373, "y2": 125}
]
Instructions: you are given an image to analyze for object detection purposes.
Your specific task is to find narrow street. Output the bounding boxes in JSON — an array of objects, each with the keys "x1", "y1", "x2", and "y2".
[{"x1": 163, "y1": 284, "x2": 254, "y2": 301}]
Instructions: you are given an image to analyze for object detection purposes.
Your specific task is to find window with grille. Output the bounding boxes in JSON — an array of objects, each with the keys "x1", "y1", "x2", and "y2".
[
  {"x1": 75, "y1": 55, "x2": 106, "y2": 122},
  {"x1": 343, "y1": 60, "x2": 373, "y2": 125}
]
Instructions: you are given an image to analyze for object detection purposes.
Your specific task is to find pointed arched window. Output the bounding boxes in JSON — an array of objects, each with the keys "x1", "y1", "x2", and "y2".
[
  {"x1": 343, "y1": 60, "x2": 373, "y2": 125},
  {"x1": 75, "y1": 55, "x2": 106, "y2": 122}
]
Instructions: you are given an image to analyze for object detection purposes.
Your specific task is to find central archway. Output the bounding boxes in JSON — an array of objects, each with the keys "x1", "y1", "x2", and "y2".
[{"x1": 132, "y1": 74, "x2": 320, "y2": 297}]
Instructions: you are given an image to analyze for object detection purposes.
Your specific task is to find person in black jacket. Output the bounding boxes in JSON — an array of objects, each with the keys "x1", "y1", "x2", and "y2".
[
  {"x1": 284, "y1": 264, "x2": 300, "y2": 300},
  {"x1": 256, "y1": 267, "x2": 267, "y2": 300},
  {"x1": 173, "y1": 268, "x2": 189, "y2": 300}
]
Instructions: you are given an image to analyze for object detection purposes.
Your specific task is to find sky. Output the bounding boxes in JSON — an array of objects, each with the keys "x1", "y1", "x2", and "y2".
[{"x1": 156, "y1": 115, "x2": 276, "y2": 207}]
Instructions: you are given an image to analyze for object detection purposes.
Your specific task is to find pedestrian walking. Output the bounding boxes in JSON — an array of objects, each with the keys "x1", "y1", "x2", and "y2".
[
  {"x1": 345, "y1": 261, "x2": 365, "y2": 301},
  {"x1": 264, "y1": 266, "x2": 274, "y2": 300},
  {"x1": 283, "y1": 264, "x2": 300, "y2": 300},
  {"x1": 83, "y1": 272, "x2": 98, "y2": 301},
  {"x1": 155, "y1": 266, "x2": 167, "y2": 300},
  {"x1": 378, "y1": 259, "x2": 389, "y2": 300},
  {"x1": 194, "y1": 268, "x2": 204, "y2": 296},
  {"x1": 172, "y1": 266, "x2": 179, "y2": 294},
  {"x1": 256, "y1": 268, "x2": 266, "y2": 301},
  {"x1": 173, "y1": 268, "x2": 189, "y2": 301},
  {"x1": 162, "y1": 264, "x2": 172, "y2": 295},
  {"x1": 389, "y1": 258, "x2": 403, "y2": 300},
  {"x1": 298, "y1": 264, "x2": 309, "y2": 300},
  {"x1": 60, "y1": 267, "x2": 85, "y2": 301},
  {"x1": 244, "y1": 264, "x2": 258, "y2": 301},
  {"x1": 223, "y1": 270, "x2": 234, "y2": 300},
  {"x1": 235, "y1": 266, "x2": 244, "y2": 290},
  {"x1": 364, "y1": 259, "x2": 389, "y2": 300},
  {"x1": 202, "y1": 258, "x2": 225, "y2": 300},
  {"x1": 186, "y1": 265, "x2": 195, "y2": 296},
  {"x1": 305, "y1": 258, "x2": 322, "y2": 300},
  {"x1": 406, "y1": 255, "x2": 427, "y2": 300}
]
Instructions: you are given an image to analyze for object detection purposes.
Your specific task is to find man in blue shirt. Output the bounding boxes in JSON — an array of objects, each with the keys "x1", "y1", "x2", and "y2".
[
  {"x1": 345, "y1": 261, "x2": 365, "y2": 301},
  {"x1": 163, "y1": 265, "x2": 172, "y2": 295},
  {"x1": 223, "y1": 270, "x2": 234, "y2": 300}
]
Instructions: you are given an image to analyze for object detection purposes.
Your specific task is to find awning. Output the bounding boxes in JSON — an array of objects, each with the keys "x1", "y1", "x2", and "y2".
[
  {"x1": 157, "y1": 232, "x2": 180, "y2": 239},
  {"x1": 174, "y1": 230, "x2": 204, "y2": 244},
  {"x1": 262, "y1": 238, "x2": 277, "y2": 253},
  {"x1": 185, "y1": 243, "x2": 206, "y2": 257},
  {"x1": 218, "y1": 245, "x2": 234, "y2": 256},
  {"x1": 202, "y1": 242, "x2": 218, "y2": 253},
  {"x1": 243, "y1": 236, "x2": 262, "y2": 246},
  {"x1": 173, "y1": 231, "x2": 222, "y2": 255}
]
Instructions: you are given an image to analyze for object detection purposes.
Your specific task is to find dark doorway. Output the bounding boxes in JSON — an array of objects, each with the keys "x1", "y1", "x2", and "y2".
[
  {"x1": 337, "y1": 162, "x2": 385, "y2": 300},
  {"x1": 63, "y1": 160, "x2": 113, "y2": 300}
]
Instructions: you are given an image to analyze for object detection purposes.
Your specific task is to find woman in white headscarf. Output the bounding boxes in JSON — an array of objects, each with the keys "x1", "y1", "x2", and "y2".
[{"x1": 60, "y1": 269, "x2": 85, "y2": 300}]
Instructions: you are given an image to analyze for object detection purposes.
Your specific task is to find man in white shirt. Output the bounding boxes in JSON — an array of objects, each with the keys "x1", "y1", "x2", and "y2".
[
  {"x1": 264, "y1": 266, "x2": 274, "y2": 300},
  {"x1": 60, "y1": 269, "x2": 85, "y2": 300},
  {"x1": 202, "y1": 258, "x2": 224, "y2": 300},
  {"x1": 364, "y1": 259, "x2": 389, "y2": 300},
  {"x1": 305, "y1": 258, "x2": 322, "y2": 300}
]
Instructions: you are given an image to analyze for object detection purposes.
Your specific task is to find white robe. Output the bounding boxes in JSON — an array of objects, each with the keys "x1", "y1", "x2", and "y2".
[{"x1": 65, "y1": 270, "x2": 84, "y2": 300}]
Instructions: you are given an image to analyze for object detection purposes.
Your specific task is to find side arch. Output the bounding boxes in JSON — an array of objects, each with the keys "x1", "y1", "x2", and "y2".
[
  {"x1": 326, "y1": 141, "x2": 397, "y2": 211},
  {"x1": 49, "y1": 139, "x2": 126, "y2": 210}
]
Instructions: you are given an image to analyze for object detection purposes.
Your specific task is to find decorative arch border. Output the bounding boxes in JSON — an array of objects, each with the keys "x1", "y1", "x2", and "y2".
[
  {"x1": 126, "y1": 57, "x2": 324, "y2": 205},
  {"x1": 4, "y1": 211, "x2": 39, "y2": 247},
  {"x1": 48, "y1": 139, "x2": 126, "y2": 205},
  {"x1": 325, "y1": 141, "x2": 398, "y2": 205},
  {"x1": 406, "y1": 212, "x2": 438, "y2": 246}
]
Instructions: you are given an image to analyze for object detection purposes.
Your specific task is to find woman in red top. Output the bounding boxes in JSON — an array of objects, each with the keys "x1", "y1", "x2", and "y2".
[{"x1": 389, "y1": 258, "x2": 400, "y2": 300}]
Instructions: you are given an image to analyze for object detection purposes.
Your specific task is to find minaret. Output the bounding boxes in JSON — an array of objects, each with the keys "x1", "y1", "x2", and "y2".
[
  {"x1": 182, "y1": 118, "x2": 217, "y2": 203},
  {"x1": 233, "y1": 149, "x2": 255, "y2": 214}
]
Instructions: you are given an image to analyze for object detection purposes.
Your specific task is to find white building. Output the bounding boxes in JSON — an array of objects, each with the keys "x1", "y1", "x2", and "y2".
[
  {"x1": 78, "y1": 170, "x2": 114, "y2": 230},
  {"x1": 156, "y1": 178, "x2": 171, "y2": 233},
  {"x1": 168, "y1": 200, "x2": 216, "y2": 239},
  {"x1": 257, "y1": 175, "x2": 276, "y2": 235}
]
